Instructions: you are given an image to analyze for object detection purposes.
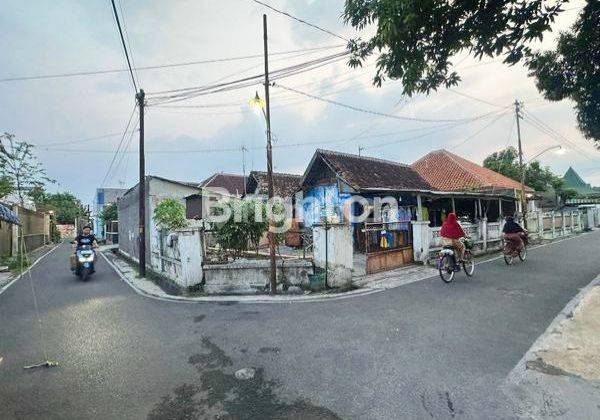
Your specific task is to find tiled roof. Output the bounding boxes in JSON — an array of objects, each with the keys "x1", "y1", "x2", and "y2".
[
  {"x1": 312, "y1": 149, "x2": 432, "y2": 191},
  {"x1": 0, "y1": 203, "x2": 20, "y2": 224},
  {"x1": 411, "y1": 149, "x2": 533, "y2": 192},
  {"x1": 246, "y1": 171, "x2": 302, "y2": 197},
  {"x1": 200, "y1": 173, "x2": 247, "y2": 197}
]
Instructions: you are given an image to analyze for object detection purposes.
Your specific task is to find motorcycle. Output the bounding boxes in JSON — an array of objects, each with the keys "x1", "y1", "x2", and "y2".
[
  {"x1": 73, "y1": 244, "x2": 96, "y2": 281},
  {"x1": 503, "y1": 231, "x2": 528, "y2": 265},
  {"x1": 438, "y1": 237, "x2": 475, "y2": 283}
]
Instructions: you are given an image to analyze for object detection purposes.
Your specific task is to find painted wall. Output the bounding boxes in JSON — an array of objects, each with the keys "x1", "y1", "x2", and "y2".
[
  {"x1": 302, "y1": 184, "x2": 352, "y2": 228},
  {"x1": 313, "y1": 223, "x2": 353, "y2": 287}
]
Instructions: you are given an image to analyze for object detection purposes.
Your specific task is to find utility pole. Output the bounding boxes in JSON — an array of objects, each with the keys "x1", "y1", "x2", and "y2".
[
  {"x1": 241, "y1": 145, "x2": 247, "y2": 195},
  {"x1": 263, "y1": 14, "x2": 277, "y2": 294},
  {"x1": 358, "y1": 146, "x2": 364, "y2": 156},
  {"x1": 514, "y1": 99, "x2": 527, "y2": 226},
  {"x1": 137, "y1": 89, "x2": 146, "y2": 277}
]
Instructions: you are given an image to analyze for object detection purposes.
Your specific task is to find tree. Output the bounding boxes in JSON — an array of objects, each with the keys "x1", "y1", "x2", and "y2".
[
  {"x1": 483, "y1": 147, "x2": 560, "y2": 192},
  {"x1": 214, "y1": 200, "x2": 268, "y2": 257},
  {"x1": 0, "y1": 132, "x2": 53, "y2": 205},
  {"x1": 343, "y1": 1, "x2": 599, "y2": 146},
  {"x1": 153, "y1": 199, "x2": 187, "y2": 231},
  {"x1": 99, "y1": 203, "x2": 118, "y2": 224},
  {"x1": 527, "y1": 2, "x2": 600, "y2": 147},
  {"x1": 32, "y1": 188, "x2": 84, "y2": 224},
  {"x1": 343, "y1": 0, "x2": 566, "y2": 94}
]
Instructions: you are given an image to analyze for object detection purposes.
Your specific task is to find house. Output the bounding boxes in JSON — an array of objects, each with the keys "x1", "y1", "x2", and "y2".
[
  {"x1": 245, "y1": 171, "x2": 302, "y2": 199},
  {"x1": 93, "y1": 187, "x2": 127, "y2": 239},
  {"x1": 185, "y1": 173, "x2": 246, "y2": 220},
  {"x1": 118, "y1": 176, "x2": 200, "y2": 264},
  {"x1": 412, "y1": 149, "x2": 532, "y2": 223},
  {"x1": 0, "y1": 203, "x2": 20, "y2": 257}
]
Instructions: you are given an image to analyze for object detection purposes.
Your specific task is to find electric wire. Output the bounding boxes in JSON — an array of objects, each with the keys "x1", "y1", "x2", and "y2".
[
  {"x1": 249, "y1": 0, "x2": 349, "y2": 42},
  {"x1": 99, "y1": 105, "x2": 137, "y2": 187},
  {"x1": 0, "y1": 44, "x2": 344, "y2": 83},
  {"x1": 110, "y1": 0, "x2": 138, "y2": 93}
]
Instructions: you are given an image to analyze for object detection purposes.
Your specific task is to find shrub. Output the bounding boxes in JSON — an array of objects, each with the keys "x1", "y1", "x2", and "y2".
[
  {"x1": 153, "y1": 199, "x2": 187, "y2": 231},
  {"x1": 214, "y1": 200, "x2": 268, "y2": 257}
]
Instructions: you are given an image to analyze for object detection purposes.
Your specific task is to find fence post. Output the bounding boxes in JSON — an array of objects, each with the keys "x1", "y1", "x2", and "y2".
[
  {"x1": 551, "y1": 212, "x2": 556, "y2": 239},
  {"x1": 570, "y1": 212, "x2": 575, "y2": 233},
  {"x1": 562, "y1": 212, "x2": 566, "y2": 237},
  {"x1": 481, "y1": 218, "x2": 488, "y2": 252},
  {"x1": 538, "y1": 212, "x2": 543, "y2": 239},
  {"x1": 11, "y1": 205, "x2": 19, "y2": 257}
]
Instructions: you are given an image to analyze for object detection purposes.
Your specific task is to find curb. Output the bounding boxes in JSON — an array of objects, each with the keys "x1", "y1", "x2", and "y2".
[
  {"x1": 100, "y1": 251, "x2": 383, "y2": 304},
  {"x1": 504, "y1": 271, "x2": 600, "y2": 385},
  {"x1": 0, "y1": 243, "x2": 61, "y2": 297},
  {"x1": 101, "y1": 230, "x2": 595, "y2": 305}
]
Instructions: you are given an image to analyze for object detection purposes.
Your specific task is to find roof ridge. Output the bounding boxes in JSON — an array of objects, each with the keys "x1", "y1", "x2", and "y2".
[
  {"x1": 317, "y1": 148, "x2": 409, "y2": 168},
  {"x1": 250, "y1": 170, "x2": 302, "y2": 177}
]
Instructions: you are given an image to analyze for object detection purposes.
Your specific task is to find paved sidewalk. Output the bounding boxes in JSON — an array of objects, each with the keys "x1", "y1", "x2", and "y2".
[
  {"x1": 0, "y1": 243, "x2": 58, "y2": 291},
  {"x1": 504, "y1": 273, "x2": 600, "y2": 418}
]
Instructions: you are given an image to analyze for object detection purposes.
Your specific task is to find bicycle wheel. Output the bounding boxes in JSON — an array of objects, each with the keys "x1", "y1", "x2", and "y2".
[
  {"x1": 504, "y1": 253, "x2": 514, "y2": 265},
  {"x1": 519, "y1": 246, "x2": 527, "y2": 261},
  {"x1": 463, "y1": 251, "x2": 475, "y2": 276},
  {"x1": 438, "y1": 255, "x2": 455, "y2": 283}
]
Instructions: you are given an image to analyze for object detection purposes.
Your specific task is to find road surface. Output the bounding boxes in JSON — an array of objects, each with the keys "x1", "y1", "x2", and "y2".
[{"x1": 1, "y1": 231, "x2": 599, "y2": 419}]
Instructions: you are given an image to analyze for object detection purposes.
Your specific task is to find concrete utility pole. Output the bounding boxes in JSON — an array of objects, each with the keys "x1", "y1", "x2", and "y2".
[
  {"x1": 263, "y1": 14, "x2": 277, "y2": 294},
  {"x1": 137, "y1": 89, "x2": 146, "y2": 277},
  {"x1": 514, "y1": 99, "x2": 527, "y2": 226}
]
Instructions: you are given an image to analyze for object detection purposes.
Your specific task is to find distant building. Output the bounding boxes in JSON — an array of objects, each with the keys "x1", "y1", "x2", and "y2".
[
  {"x1": 244, "y1": 171, "x2": 302, "y2": 199},
  {"x1": 562, "y1": 167, "x2": 599, "y2": 197},
  {"x1": 93, "y1": 187, "x2": 127, "y2": 239},
  {"x1": 185, "y1": 173, "x2": 246, "y2": 220}
]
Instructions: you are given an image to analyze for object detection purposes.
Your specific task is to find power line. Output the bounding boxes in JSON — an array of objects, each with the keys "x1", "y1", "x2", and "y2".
[
  {"x1": 110, "y1": 0, "x2": 138, "y2": 93},
  {"x1": 249, "y1": 0, "x2": 349, "y2": 42},
  {"x1": 117, "y1": 0, "x2": 141, "y2": 87},
  {"x1": 0, "y1": 44, "x2": 344, "y2": 83},
  {"x1": 99, "y1": 105, "x2": 137, "y2": 187},
  {"x1": 451, "y1": 111, "x2": 511, "y2": 150},
  {"x1": 273, "y1": 82, "x2": 510, "y2": 123},
  {"x1": 33, "y1": 132, "x2": 124, "y2": 147}
]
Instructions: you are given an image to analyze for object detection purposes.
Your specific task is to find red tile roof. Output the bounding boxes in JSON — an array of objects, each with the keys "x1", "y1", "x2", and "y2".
[{"x1": 411, "y1": 149, "x2": 534, "y2": 193}]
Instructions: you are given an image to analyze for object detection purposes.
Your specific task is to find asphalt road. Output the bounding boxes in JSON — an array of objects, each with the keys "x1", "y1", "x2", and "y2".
[{"x1": 1, "y1": 231, "x2": 599, "y2": 419}]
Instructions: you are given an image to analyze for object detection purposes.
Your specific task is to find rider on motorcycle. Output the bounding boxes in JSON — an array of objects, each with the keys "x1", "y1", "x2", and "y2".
[
  {"x1": 502, "y1": 216, "x2": 527, "y2": 250},
  {"x1": 440, "y1": 212, "x2": 466, "y2": 263},
  {"x1": 71, "y1": 225, "x2": 98, "y2": 271}
]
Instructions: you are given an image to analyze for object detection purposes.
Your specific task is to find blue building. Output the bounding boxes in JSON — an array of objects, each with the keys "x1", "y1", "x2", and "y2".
[{"x1": 93, "y1": 188, "x2": 127, "y2": 240}]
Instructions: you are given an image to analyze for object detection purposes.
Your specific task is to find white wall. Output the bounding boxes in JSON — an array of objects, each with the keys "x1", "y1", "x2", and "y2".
[{"x1": 313, "y1": 223, "x2": 353, "y2": 287}]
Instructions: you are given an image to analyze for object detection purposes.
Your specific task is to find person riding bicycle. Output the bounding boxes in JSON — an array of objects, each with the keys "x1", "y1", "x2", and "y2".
[
  {"x1": 502, "y1": 216, "x2": 527, "y2": 250},
  {"x1": 440, "y1": 212, "x2": 466, "y2": 263}
]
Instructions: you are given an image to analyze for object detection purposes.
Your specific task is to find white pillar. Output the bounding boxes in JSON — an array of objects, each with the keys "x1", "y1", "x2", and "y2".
[
  {"x1": 498, "y1": 199, "x2": 503, "y2": 220},
  {"x1": 451, "y1": 197, "x2": 456, "y2": 213},
  {"x1": 313, "y1": 223, "x2": 353, "y2": 287},
  {"x1": 570, "y1": 212, "x2": 575, "y2": 233},
  {"x1": 416, "y1": 194, "x2": 423, "y2": 222},
  {"x1": 552, "y1": 212, "x2": 556, "y2": 238},
  {"x1": 480, "y1": 217, "x2": 488, "y2": 252},
  {"x1": 412, "y1": 221, "x2": 431, "y2": 264},
  {"x1": 562, "y1": 212, "x2": 566, "y2": 236},
  {"x1": 538, "y1": 211, "x2": 544, "y2": 238}
]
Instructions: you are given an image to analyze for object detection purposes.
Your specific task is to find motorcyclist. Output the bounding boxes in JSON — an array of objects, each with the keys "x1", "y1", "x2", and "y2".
[
  {"x1": 502, "y1": 215, "x2": 527, "y2": 250},
  {"x1": 71, "y1": 226, "x2": 98, "y2": 272},
  {"x1": 440, "y1": 212, "x2": 466, "y2": 263}
]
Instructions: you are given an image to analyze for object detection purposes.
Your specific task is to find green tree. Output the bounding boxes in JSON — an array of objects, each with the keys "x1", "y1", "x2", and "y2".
[
  {"x1": 0, "y1": 175, "x2": 13, "y2": 199},
  {"x1": 214, "y1": 200, "x2": 268, "y2": 257},
  {"x1": 483, "y1": 147, "x2": 559, "y2": 192},
  {"x1": 153, "y1": 199, "x2": 187, "y2": 231},
  {"x1": 343, "y1": 1, "x2": 599, "y2": 146},
  {"x1": 32, "y1": 188, "x2": 84, "y2": 224},
  {"x1": 527, "y1": 2, "x2": 600, "y2": 147},
  {"x1": 98, "y1": 203, "x2": 118, "y2": 224},
  {"x1": 0, "y1": 132, "x2": 53, "y2": 205}
]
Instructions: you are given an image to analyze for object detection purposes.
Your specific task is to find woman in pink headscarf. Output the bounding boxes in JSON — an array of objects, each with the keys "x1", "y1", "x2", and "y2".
[{"x1": 440, "y1": 213, "x2": 466, "y2": 261}]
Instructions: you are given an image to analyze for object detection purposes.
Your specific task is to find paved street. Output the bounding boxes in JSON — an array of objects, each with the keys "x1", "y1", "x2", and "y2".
[{"x1": 1, "y1": 231, "x2": 599, "y2": 419}]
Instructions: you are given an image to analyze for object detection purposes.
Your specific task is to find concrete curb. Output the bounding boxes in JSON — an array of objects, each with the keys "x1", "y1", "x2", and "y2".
[
  {"x1": 504, "y1": 271, "x2": 600, "y2": 385},
  {"x1": 0, "y1": 244, "x2": 61, "y2": 297},
  {"x1": 100, "y1": 251, "x2": 382, "y2": 304},
  {"x1": 101, "y1": 231, "x2": 592, "y2": 305}
]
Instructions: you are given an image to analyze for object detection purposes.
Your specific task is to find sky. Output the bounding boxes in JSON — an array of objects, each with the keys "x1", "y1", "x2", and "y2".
[{"x1": 1, "y1": 0, "x2": 598, "y2": 207}]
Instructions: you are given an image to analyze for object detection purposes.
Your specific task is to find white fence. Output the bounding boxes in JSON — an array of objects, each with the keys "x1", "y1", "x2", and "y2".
[{"x1": 413, "y1": 209, "x2": 598, "y2": 263}]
